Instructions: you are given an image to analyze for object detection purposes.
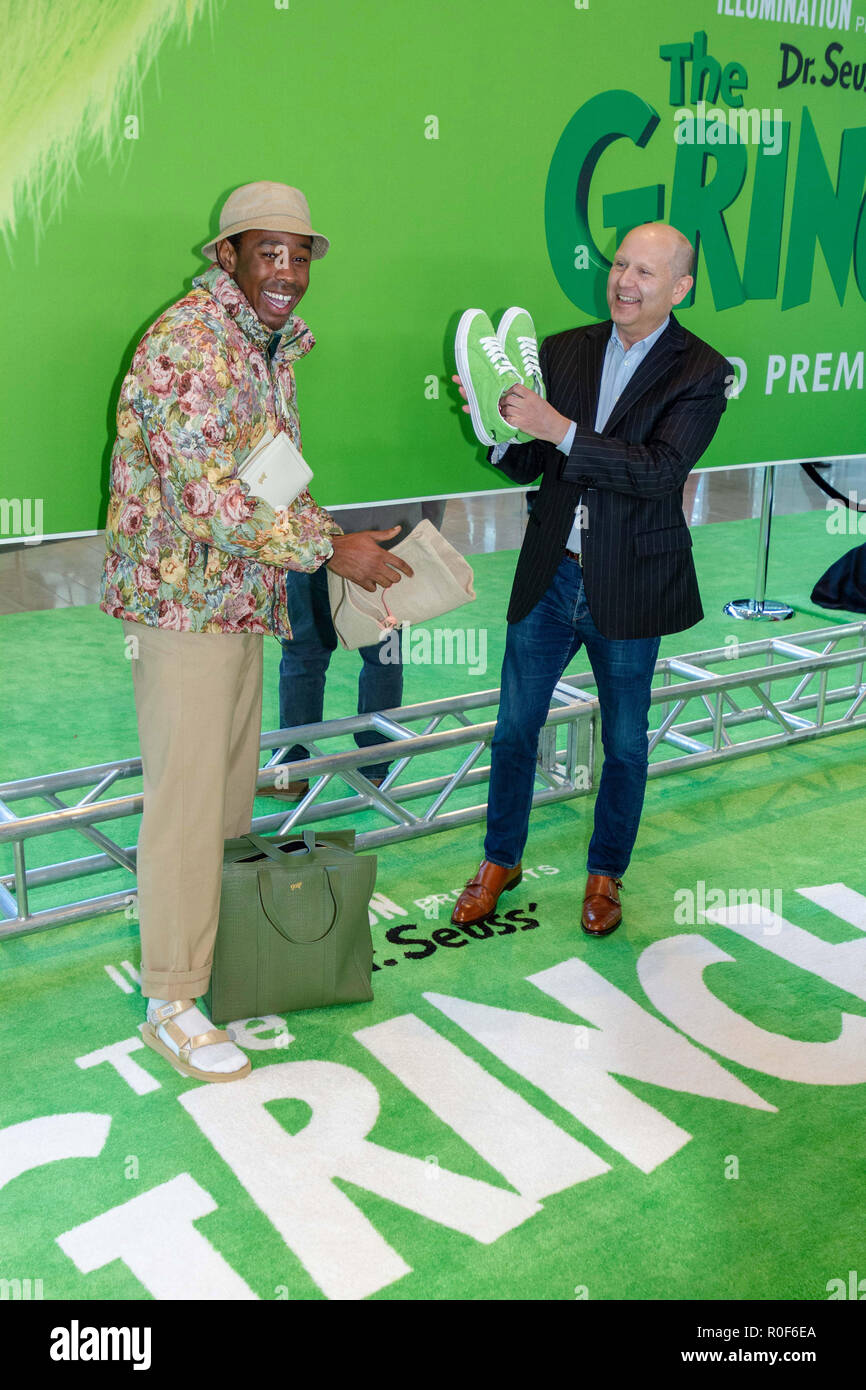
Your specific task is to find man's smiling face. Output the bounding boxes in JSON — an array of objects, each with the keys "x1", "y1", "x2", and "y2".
[
  {"x1": 216, "y1": 229, "x2": 312, "y2": 329},
  {"x1": 606, "y1": 224, "x2": 693, "y2": 348}
]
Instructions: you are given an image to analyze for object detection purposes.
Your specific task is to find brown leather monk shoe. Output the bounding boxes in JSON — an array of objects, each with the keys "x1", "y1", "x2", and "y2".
[
  {"x1": 581, "y1": 874, "x2": 623, "y2": 936},
  {"x1": 451, "y1": 860, "x2": 523, "y2": 926}
]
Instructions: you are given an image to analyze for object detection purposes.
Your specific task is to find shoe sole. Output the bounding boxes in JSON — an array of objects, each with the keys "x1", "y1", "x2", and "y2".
[
  {"x1": 455, "y1": 309, "x2": 511, "y2": 449},
  {"x1": 141, "y1": 1022, "x2": 251, "y2": 1083},
  {"x1": 580, "y1": 916, "x2": 622, "y2": 937},
  {"x1": 450, "y1": 871, "x2": 523, "y2": 926}
]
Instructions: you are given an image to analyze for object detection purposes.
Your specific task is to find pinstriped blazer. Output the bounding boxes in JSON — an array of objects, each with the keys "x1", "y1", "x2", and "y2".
[{"x1": 494, "y1": 313, "x2": 730, "y2": 639}]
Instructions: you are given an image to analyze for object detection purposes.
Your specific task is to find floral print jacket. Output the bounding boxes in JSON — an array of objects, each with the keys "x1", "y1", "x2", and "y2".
[{"x1": 99, "y1": 265, "x2": 341, "y2": 636}]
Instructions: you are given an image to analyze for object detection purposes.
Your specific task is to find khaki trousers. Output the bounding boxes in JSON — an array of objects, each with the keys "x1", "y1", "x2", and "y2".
[{"x1": 123, "y1": 621, "x2": 263, "y2": 998}]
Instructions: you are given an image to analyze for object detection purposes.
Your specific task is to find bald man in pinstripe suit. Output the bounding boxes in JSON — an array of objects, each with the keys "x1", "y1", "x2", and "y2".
[{"x1": 452, "y1": 223, "x2": 730, "y2": 937}]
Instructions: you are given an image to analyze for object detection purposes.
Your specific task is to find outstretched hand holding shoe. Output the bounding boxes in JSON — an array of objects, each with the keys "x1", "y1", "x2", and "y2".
[
  {"x1": 451, "y1": 375, "x2": 570, "y2": 445},
  {"x1": 326, "y1": 527, "x2": 414, "y2": 592},
  {"x1": 452, "y1": 306, "x2": 562, "y2": 446},
  {"x1": 498, "y1": 384, "x2": 571, "y2": 444}
]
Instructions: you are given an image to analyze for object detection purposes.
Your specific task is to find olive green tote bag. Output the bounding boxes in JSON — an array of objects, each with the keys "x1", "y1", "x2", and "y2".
[{"x1": 203, "y1": 829, "x2": 376, "y2": 1024}]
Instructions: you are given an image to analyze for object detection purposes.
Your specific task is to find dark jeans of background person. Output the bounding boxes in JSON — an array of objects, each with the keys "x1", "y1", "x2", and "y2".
[
  {"x1": 278, "y1": 564, "x2": 401, "y2": 780},
  {"x1": 484, "y1": 554, "x2": 660, "y2": 876},
  {"x1": 278, "y1": 499, "x2": 448, "y2": 782}
]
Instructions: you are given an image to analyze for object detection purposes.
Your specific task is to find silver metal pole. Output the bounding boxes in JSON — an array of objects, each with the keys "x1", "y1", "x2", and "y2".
[{"x1": 724, "y1": 464, "x2": 794, "y2": 621}]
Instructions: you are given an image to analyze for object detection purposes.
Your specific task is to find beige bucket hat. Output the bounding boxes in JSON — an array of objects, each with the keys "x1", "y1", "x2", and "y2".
[{"x1": 201, "y1": 181, "x2": 330, "y2": 261}]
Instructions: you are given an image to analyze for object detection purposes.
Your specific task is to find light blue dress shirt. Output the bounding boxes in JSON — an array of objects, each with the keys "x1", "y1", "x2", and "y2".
[{"x1": 560, "y1": 316, "x2": 670, "y2": 551}]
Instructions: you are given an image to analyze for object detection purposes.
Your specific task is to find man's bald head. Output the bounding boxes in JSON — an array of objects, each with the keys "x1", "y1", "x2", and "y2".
[
  {"x1": 606, "y1": 222, "x2": 695, "y2": 349},
  {"x1": 631, "y1": 222, "x2": 694, "y2": 277},
  {"x1": 666, "y1": 226, "x2": 695, "y2": 280}
]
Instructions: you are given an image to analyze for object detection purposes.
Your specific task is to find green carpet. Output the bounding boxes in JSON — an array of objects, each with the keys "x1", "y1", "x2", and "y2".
[{"x1": 1, "y1": 510, "x2": 865, "y2": 1301}]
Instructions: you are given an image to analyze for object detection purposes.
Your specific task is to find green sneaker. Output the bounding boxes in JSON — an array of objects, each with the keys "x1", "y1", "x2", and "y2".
[
  {"x1": 496, "y1": 307, "x2": 545, "y2": 442},
  {"x1": 455, "y1": 308, "x2": 523, "y2": 446}
]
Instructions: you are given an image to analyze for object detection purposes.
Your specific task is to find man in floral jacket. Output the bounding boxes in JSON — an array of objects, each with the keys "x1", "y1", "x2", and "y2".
[{"x1": 100, "y1": 182, "x2": 408, "y2": 1083}]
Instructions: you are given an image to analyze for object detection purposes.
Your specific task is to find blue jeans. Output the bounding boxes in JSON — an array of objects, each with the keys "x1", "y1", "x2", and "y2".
[
  {"x1": 484, "y1": 556, "x2": 660, "y2": 876},
  {"x1": 278, "y1": 566, "x2": 403, "y2": 780}
]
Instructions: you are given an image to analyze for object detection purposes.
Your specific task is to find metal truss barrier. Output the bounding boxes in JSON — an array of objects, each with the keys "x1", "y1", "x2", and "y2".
[{"x1": 2, "y1": 622, "x2": 865, "y2": 941}]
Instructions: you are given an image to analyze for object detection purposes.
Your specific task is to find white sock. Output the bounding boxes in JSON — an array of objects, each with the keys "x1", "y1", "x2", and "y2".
[{"x1": 146, "y1": 998, "x2": 247, "y2": 1075}]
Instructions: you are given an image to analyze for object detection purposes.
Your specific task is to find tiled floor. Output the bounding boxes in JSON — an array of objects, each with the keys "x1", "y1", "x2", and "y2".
[{"x1": 0, "y1": 460, "x2": 863, "y2": 615}]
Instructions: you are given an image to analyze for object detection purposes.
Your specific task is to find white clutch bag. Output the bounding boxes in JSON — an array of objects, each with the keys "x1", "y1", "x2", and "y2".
[
  {"x1": 236, "y1": 430, "x2": 313, "y2": 511},
  {"x1": 327, "y1": 519, "x2": 476, "y2": 650}
]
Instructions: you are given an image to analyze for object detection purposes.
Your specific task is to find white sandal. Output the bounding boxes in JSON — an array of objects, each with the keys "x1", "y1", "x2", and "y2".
[{"x1": 141, "y1": 999, "x2": 251, "y2": 1083}]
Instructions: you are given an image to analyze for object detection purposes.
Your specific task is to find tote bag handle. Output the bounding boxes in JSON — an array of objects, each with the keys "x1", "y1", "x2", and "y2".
[{"x1": 256, "y1": 863, "x2": 344, "y2": 944}]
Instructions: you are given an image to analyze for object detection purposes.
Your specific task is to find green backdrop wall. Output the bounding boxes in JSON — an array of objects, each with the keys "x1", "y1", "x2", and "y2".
[{"x1": 1, "y1": 0, "x2": 864, "y2": 541}]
